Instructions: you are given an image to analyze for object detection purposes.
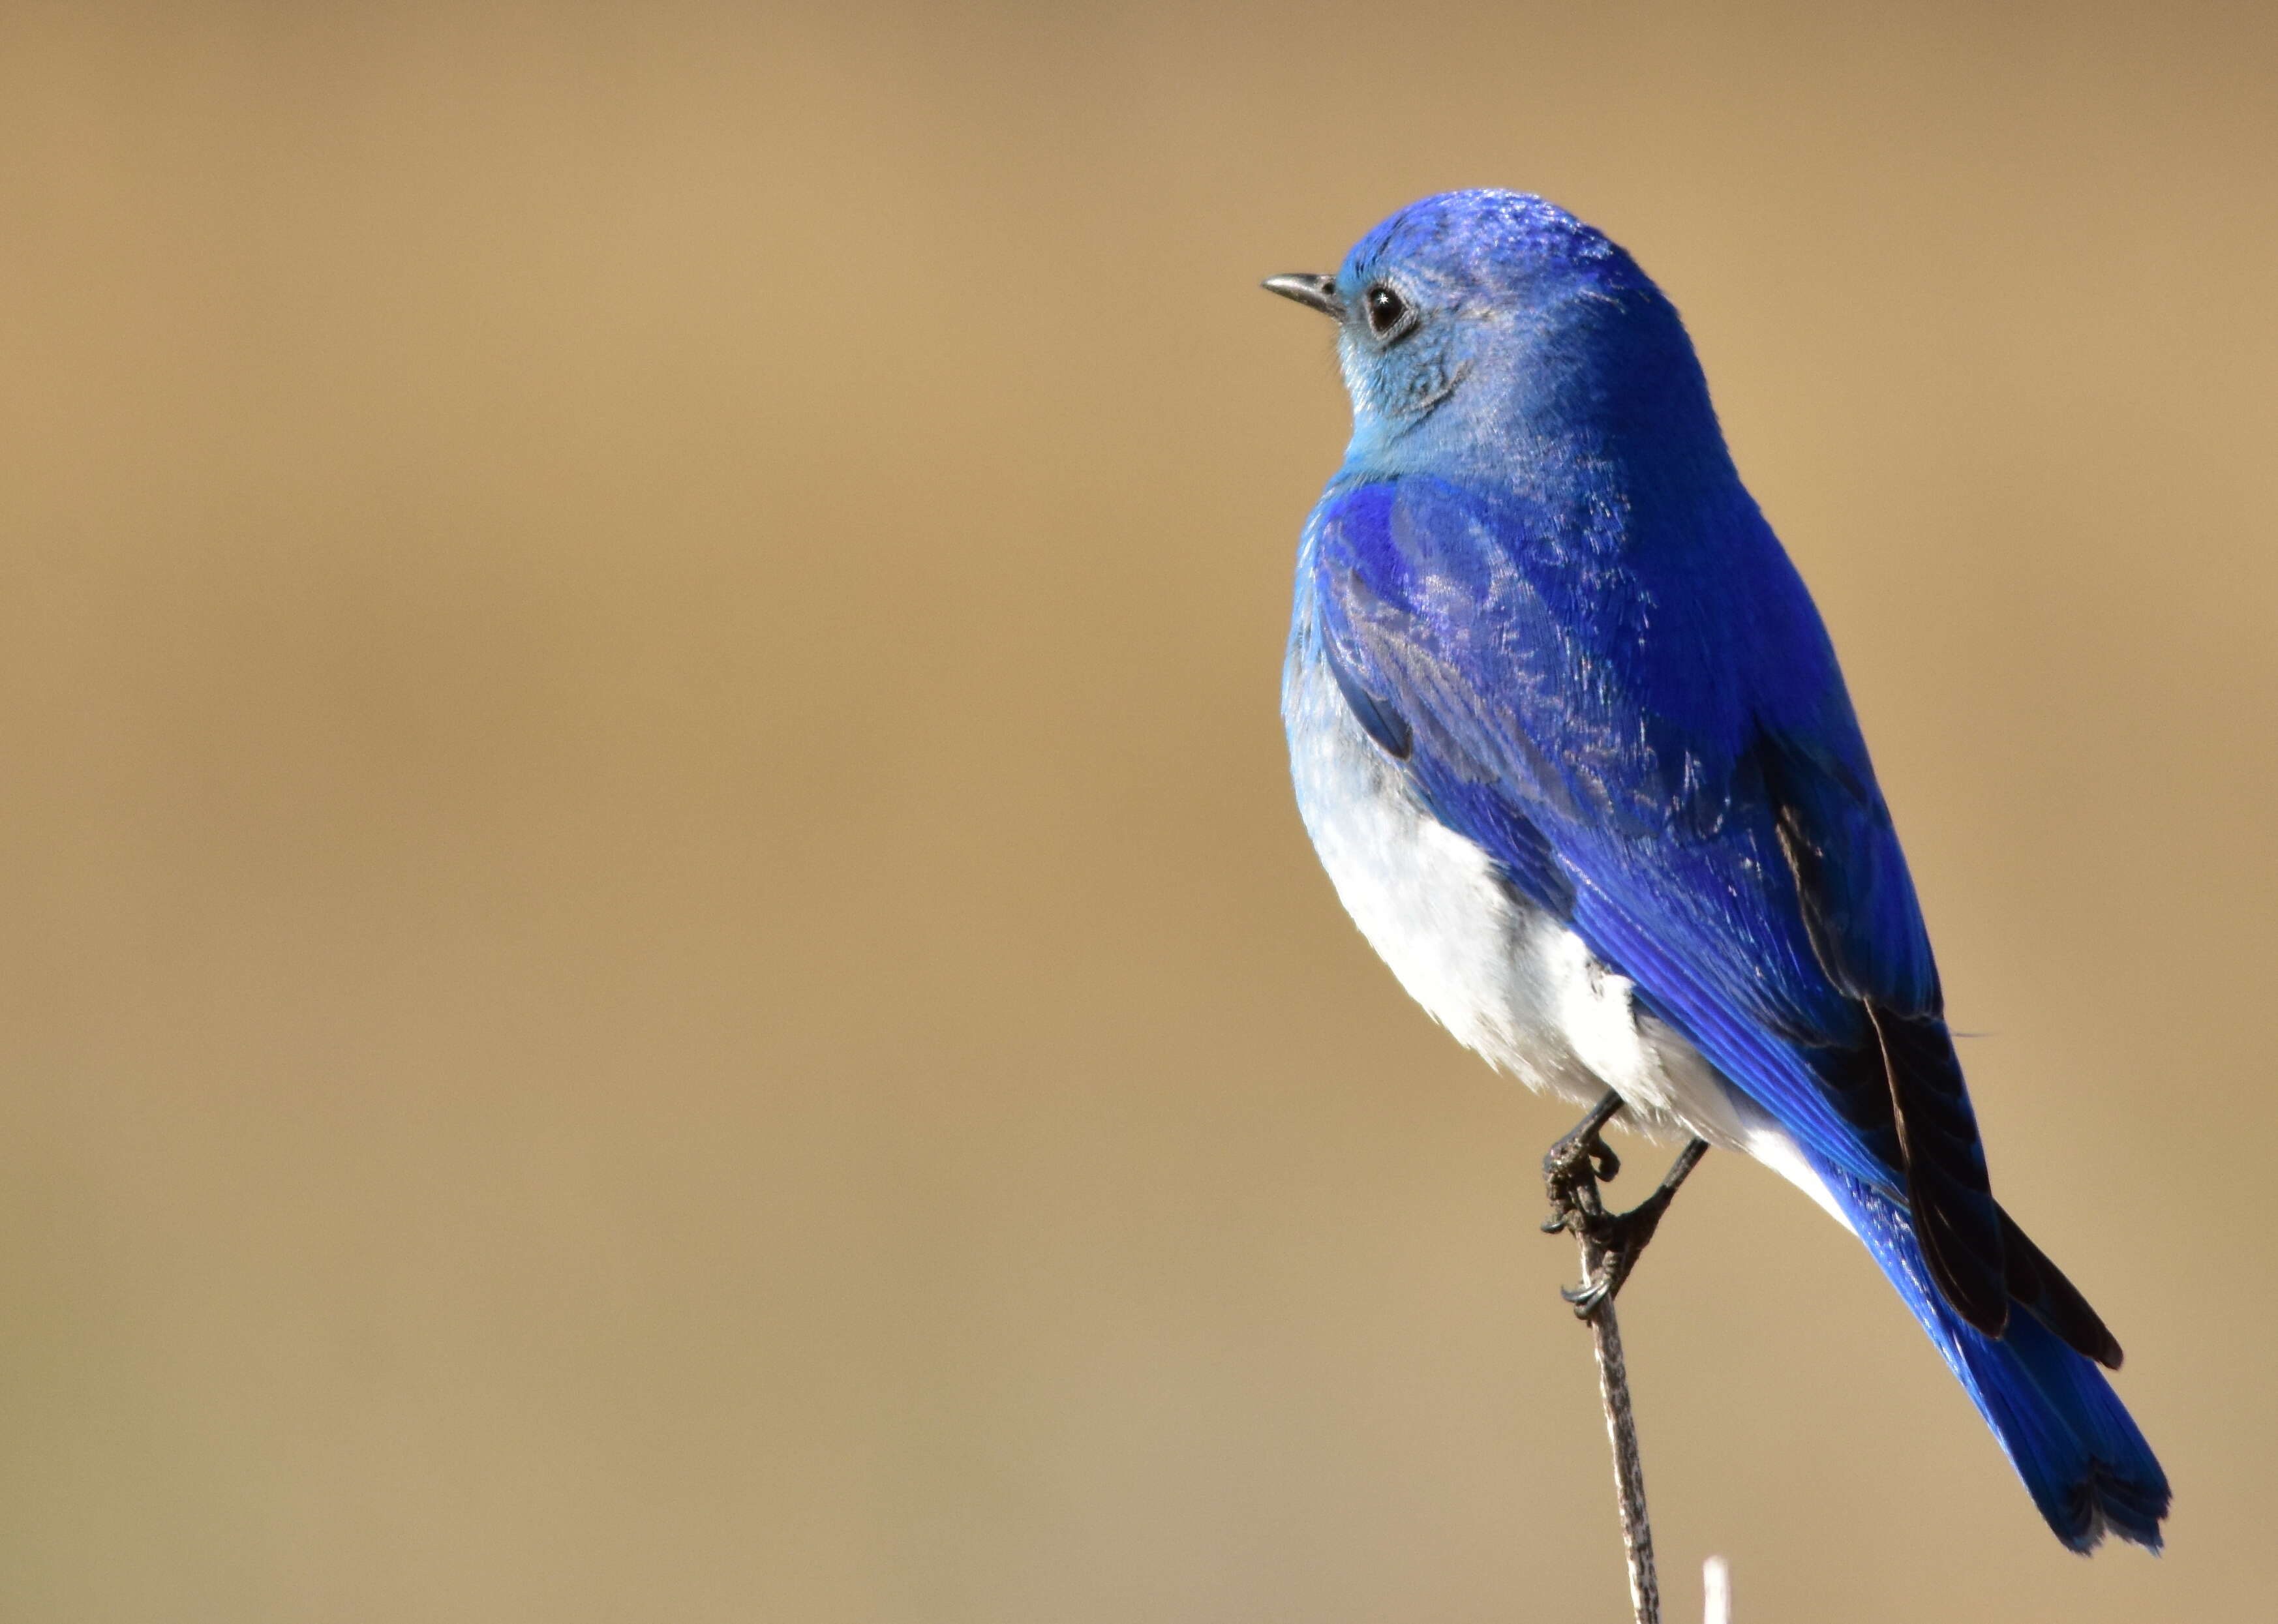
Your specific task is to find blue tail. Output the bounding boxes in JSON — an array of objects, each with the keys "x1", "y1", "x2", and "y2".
[{"x1": 1815, "y1": 1154, "x2": 2170, "y2": 1551}]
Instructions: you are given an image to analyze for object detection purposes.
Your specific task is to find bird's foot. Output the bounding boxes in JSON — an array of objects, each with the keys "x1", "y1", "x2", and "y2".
[
  {"x1": 1555, "y1": 1179, "x2": 1683, "y2": 1316},
  {"x1": 1540, "y1": 1092, "x2": 1708, "y2": 1319}
]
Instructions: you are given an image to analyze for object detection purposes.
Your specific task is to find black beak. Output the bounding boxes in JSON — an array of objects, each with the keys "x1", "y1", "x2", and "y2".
[{"x1": 1262, "y1": 273, "x2": 1343, "y2": 318}]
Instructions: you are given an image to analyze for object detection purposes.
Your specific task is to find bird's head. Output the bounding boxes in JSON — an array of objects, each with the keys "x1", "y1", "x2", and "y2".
[{"x1": 1266, "y1": 190, "x2": 1722, "y2": 483}]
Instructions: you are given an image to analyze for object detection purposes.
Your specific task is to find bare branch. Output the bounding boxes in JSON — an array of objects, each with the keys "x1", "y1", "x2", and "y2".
[{"x1": 1573, "y1": 1229, "x2": 1661, "y2": 1624}]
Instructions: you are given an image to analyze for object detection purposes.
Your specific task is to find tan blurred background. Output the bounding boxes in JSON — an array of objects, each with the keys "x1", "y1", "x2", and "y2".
[{"x1": 0, "y1": 3, "x2": 2271, "y2": 1619}]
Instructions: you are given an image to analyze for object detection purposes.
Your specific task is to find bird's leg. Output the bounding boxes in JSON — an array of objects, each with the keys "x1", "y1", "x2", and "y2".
[
  {"x1": 1543, "y1": 1090, "x2": 1628, "y2": 1210},
  {"x1": 1541, "y1": 1092, "x2": 1710, "y2": 1318}
]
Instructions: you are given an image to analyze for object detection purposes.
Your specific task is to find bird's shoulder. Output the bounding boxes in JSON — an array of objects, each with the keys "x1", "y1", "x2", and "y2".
[{"x1": 1301, "y1": 470, "x2": 1839, "y2": 835}]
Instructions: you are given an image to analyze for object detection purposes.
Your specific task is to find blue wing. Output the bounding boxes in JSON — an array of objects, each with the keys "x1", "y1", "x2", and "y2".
[{"x1": 1304, "y1": 474, "x2": 2041, "y2": 1342}]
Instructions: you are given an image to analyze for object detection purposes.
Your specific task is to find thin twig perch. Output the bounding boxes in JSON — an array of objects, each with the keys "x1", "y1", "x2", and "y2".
[
  {"x1": 1543, "y1": 1104, "x2": 1717, "y2": 1624},
  {"x1": 1572, "y1": 1228, "x2": 1662, "y2": 1624}
]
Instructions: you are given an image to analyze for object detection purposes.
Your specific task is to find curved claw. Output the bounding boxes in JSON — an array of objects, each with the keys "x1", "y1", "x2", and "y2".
[
  {"x1": 1558, "y1": 1203, "x2": 1658, "y2": 1317},
  {"x1": 1562, "y1": 1276, "x2": 1617, "y2": 1317}
]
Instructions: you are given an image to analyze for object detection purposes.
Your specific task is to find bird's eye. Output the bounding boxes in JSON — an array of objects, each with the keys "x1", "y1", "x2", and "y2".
[{"x1": 1362, "y1": 283, "x2": 1414, "y2": 341}]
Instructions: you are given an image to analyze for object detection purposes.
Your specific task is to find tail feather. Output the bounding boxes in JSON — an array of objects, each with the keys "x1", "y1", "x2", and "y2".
[{"x1": 1816, "y1": 1154, "x2": 2170, "y2": 1552}]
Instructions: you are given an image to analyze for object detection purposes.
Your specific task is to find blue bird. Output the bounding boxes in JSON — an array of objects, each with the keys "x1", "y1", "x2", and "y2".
[{"x1": 1264, "y1": 190, "x2": 2168, "y2": 1552}]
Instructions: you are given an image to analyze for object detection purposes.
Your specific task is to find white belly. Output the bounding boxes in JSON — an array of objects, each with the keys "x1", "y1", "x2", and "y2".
[
  {"x1": 1284, "y1": 640, "x2": 1752, "y2": 1150},
  {"x1": 1284, "y1": 637, "x2": 1856, "y2": 1229}
]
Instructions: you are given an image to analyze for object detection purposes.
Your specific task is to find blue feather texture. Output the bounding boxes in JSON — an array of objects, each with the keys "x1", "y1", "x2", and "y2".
[{"x1": 1274, "y1": 190, "x2": 2167, "y2": 1549}]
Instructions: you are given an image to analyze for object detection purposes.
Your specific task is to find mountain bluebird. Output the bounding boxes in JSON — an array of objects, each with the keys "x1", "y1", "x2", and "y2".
[{"x1": 1264, "y1": 190, "x2": 2167, "y2": 1551}]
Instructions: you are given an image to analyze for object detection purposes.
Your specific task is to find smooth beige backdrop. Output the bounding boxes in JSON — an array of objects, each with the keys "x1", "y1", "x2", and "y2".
[{"x1": 1, "y1": 4, "x2": 2271, "y2": 1620}]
